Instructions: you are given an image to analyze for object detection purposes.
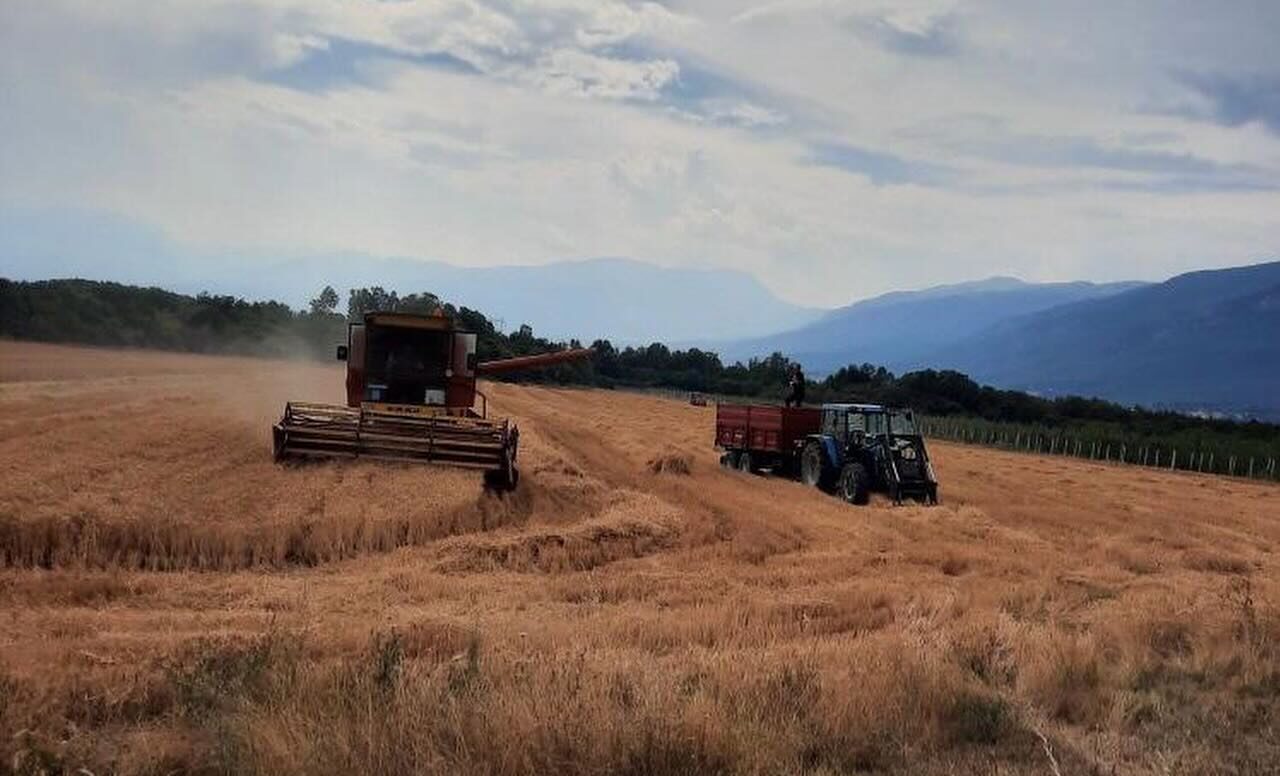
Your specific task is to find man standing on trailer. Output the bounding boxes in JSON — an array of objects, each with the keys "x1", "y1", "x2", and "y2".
[{"x1": 785, "y1": 363, "x2": 806, "y2": 407}]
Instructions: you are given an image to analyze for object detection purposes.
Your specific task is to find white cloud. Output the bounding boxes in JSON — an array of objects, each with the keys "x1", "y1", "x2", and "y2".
[
  {"x1": 269, "y1": 33, "x2": 330, "y2": 69},
  {"x1": 564, "y1": 0, "x2": 694, "y2": 47},
  {"x1": 730, "y1": 0, "x2": 955, "y2": 32},
  {"x1": 521, "y1": 48, "x2": 680, "y2": 100},
  {"x1": 702, "y1": 100, "x2": 788, "y2": 127},
  {"x1": 2, "y1": 0, "x2": 1279, "y2": 307}
]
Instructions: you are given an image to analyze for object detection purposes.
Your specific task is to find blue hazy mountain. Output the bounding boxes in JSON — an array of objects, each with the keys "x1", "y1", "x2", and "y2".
[
  {"x1": 935, "y1": 261, "x2": 1280, "y2": 416},
  {"x1": 0, "y1": 208, "x2": 820, "y2": 343},
  {"x1": 713, "y1": 277, "x2": 1145, "y2": 372},
  {"x1": 205, "y1": 255, "x2": 824, "y2": 343}
]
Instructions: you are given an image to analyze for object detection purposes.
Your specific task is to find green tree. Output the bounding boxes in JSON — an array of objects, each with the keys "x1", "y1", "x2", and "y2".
[
  {"x1": 397, "y1": 292, "x2": 443, "y2": 314},
  {"x1": 309, "y1": 286, "x2": 340, "y2": 315},
  {"x1": 347, "y1": 287, "x2": 399, "y2": 320}
]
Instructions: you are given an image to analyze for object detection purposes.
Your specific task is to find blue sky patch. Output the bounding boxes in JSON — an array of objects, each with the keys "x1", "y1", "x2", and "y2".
[
  {"x1": 809, "y1": 143, "x2": 954, "y2": 186},
  {"x1": 1177, "y1": 71, "x2": 1280, "y2": 135},
  {"x1": 261, "y1": 37, "x2": 479, "y2": 92}
]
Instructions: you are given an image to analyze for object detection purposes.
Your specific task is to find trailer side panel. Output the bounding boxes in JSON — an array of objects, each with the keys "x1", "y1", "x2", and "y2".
[{"x1": 716, "y1": 404, "x2": 820, "y2": 454}]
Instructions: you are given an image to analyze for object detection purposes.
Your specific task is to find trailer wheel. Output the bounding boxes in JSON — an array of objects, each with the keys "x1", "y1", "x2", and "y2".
[
  {"x1": 839, "y1": 462, "x2": 870, "y2": 505},
  {"x1": 720, "y1": 451, "x2": 740, "y2": 470},
  {"x1": 737, "y1": 451, "x2": 755, "y2": 474},
  {"x1": 801, "y1": 441, "x2": 834, "y2": 491}
]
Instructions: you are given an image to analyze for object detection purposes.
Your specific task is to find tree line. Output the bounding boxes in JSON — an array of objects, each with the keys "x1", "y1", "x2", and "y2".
[
  {"x1": 3, "y1": 277, "x2": 1277, "y2": 459},
  {"x1": 0, "y1": 278, "x2": 343, "y2": 360}
]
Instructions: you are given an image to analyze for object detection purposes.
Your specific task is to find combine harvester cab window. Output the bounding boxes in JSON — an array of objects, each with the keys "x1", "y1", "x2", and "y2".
[
  {"x1": 365, "y1": 326, "x2": 451, "y2": 405},
  {"x1": 453, "y1": 332, "x2": 477, "y2": 377}
]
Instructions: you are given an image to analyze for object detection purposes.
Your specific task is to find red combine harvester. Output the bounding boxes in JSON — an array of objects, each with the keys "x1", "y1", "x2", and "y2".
[
  {"x1": 273, "y1": 311, "x2": 591, "y2": 490},
  {"x1": 716, "y1": 402, "x2": 939, "y2": 505}
]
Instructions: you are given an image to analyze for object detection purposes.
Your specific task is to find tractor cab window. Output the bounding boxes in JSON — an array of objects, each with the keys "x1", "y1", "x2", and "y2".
[
  {"x1": 889, "y1": 410, "x2": 918, "y2": 436},
  {"x1": 865, "y1": 411, "x2": 888, "y2": 437},
  {"x1": 821, "y1": 409, "x2": 845, "y2": 439}
]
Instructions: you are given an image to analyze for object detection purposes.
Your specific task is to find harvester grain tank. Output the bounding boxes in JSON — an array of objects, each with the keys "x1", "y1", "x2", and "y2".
[{"x1": 272, "y1": 311, "x2": 591, "y2": 490}]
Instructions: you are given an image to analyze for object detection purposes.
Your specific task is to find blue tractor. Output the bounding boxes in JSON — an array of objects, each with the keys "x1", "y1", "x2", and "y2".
[{"x1": 798, "y1": 404, "x2": 939, "y2": 505}]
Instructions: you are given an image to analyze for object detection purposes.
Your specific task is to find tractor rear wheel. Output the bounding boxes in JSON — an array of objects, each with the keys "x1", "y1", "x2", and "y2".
[
  {"x1": 800, "y1": 441, "x2": 834, "y2": 491},
  {"x1": 737, "y1": 451, "x2": 755, "y2": 474},
  {"x1": 839, "y1": 462, "x2": 870, "y2": 505}
]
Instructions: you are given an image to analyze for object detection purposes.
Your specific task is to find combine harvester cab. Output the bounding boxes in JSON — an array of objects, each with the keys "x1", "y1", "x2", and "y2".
[{"x1": 272, "y1": 311, "x2": 591, "y2": 490}]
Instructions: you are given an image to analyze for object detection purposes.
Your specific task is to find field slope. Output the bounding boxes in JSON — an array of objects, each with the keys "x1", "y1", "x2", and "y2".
[{"x1": 1, "y1": 341, "x2": 1277, "y2": 775}]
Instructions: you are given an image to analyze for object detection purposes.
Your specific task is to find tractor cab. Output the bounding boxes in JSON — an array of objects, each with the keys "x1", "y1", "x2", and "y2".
[
  {"x1": 820, "y1": 403, "x2": 900, "y2": 441},
  {"x1": 802, "y1": 403, "x2": 938, "y2": 505}
]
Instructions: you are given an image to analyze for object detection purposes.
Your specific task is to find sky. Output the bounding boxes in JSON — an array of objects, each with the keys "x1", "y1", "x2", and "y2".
[{"x1": 2, "y1": 0, "x2": 1279, "y2": 307}]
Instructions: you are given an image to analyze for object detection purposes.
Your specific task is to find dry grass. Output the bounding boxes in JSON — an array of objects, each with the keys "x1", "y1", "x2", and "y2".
[
  {"x1": 647, "y1": 449, "x2": 694, "y2": 475},
  {"x1": 1, "y1": 340, "x2": 1278, "y2": 775}
]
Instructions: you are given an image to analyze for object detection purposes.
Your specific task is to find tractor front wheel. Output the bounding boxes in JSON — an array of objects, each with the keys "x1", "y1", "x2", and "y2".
[{"x1": 839, "y1": 462, "x2": 870, "y2": 505}]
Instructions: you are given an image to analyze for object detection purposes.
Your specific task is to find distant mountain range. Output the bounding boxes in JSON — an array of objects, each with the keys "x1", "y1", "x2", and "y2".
[
  {"x1": 4, "y1": 206, "x2": 1276, "y2": 416},
  {"x1": 712, "y1": 260, "x2": 1279, "y2": 419},
  {"x1": 711, "y1": 277, "x2": 1146, "y2": 372},
  {"x1": 215, "y1": 255, "x2": 824, "y2": 344},
  {"x1": 937, "y1": 261, "x2": 1280, "y2": 417},
  {"x1": 0, "y1": 208, "x2": 820, "y2": 343},
  {"x1": 0, "y1": 208, "x2": 824, "y2": 343}
]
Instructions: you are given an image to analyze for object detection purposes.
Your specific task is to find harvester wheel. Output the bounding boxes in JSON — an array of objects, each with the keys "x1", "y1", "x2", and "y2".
[
  {"x1": 839, "y1": 462, "x2": 870, "y2": 505},
  {"x1": 483, "y1": 452, "x2": 520, "y2": 492},
  {"x1": 483, "y1": 465, "x2": 520, "y2": 492},
  {"x1": 737, "y1": 451, "x2": 755, "y2": 474},
  {"x1": 271, "y1": 424, "x2": 286, "y2": 462},
  {"x1": 800, "y1": 441, "x2": 834, "y2": 491}
]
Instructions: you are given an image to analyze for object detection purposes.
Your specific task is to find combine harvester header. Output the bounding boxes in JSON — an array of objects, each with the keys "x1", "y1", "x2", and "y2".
[{"x1": 273, "y1": 311, "x2": 591, "y2": 490}]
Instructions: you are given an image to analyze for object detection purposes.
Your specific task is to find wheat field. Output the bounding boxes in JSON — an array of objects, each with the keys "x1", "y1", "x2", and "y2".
[{"x1": 1, "y1": 340, "x2": 1277, "y2": 775}]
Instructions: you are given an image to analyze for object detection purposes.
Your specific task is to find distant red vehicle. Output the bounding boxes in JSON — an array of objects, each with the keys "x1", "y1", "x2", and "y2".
[{"x1": 714, "y1": 403, "x2": 820, "y2": 474}]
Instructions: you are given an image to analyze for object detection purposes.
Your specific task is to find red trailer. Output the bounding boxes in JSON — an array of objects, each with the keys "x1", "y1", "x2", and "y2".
[{"x1": 715, "y1": 403, "x2": 821, "y2": 474}]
